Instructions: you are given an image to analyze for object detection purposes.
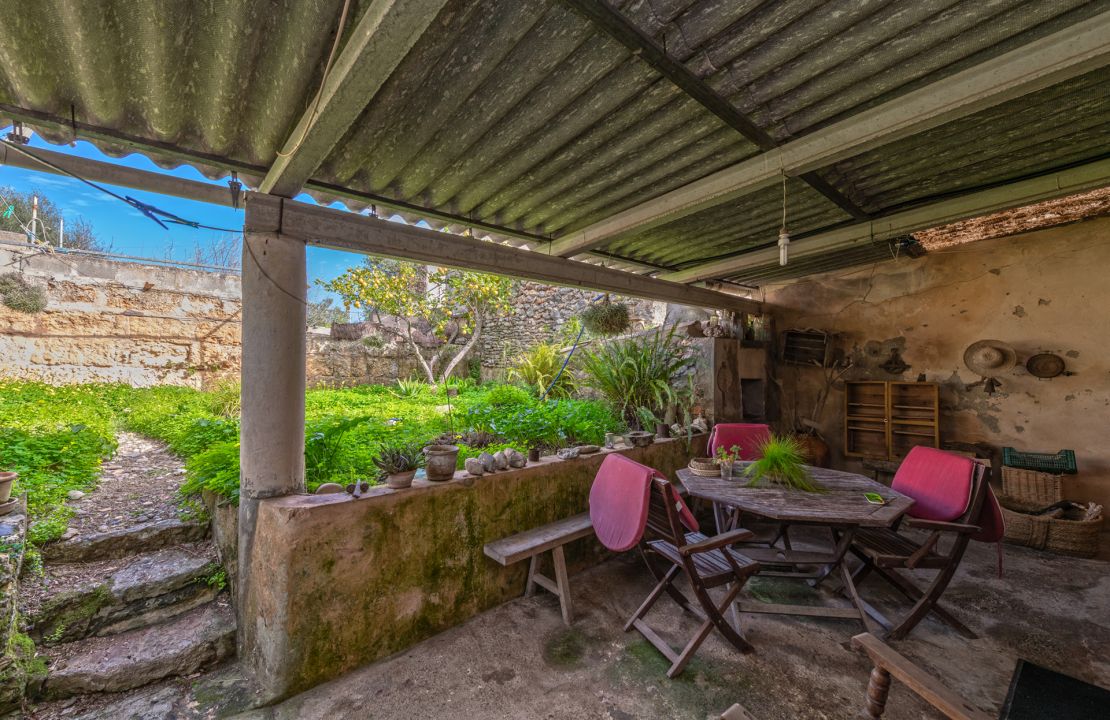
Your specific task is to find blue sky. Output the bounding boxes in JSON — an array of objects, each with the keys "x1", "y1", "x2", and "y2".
[{"x1": 0, "y1": 128, "x2": 370, "y2": 304}]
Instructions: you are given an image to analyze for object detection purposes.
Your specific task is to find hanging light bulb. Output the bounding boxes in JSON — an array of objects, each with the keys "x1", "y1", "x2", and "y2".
[{"x1": 777, "y1": 171, "x2": 790, "y2": 266}]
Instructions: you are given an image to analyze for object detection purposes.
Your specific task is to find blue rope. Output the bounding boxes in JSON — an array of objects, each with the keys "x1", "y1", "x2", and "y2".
[{"x1": 539, "y1": 293, "x2": 603, "y2": 401}]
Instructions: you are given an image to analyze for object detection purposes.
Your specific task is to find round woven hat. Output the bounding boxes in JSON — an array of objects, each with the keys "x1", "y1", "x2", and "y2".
[{"x1": 964, "y1": 340, "x2": 1017, "y2": 377}]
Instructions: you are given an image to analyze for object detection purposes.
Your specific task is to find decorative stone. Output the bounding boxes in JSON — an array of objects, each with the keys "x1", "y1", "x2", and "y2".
[
  {"x1": 67, "y1": 490, "x2": 86, "y2": 501},
  {"x1": 478, "y1": 452, "x2": 496, "y2": 473},
  {"x1": 314, "y1": 483, "x2": 344, "y2": 494},
  {"x1": 506, "y1": 449, "x2": 526, "y2": 468},
  {"x1": 492, "y1": 451, "x2": 509, "y2": 471},
  {"x1": 557, "y1": 447, "x2": 579, "y2": 460},
  {"x1": 464, "y1": 458, "x2": 485, "y2": 477},
  {"x1": 60, "y1": 528, "x2": 79, "y2": 541}
]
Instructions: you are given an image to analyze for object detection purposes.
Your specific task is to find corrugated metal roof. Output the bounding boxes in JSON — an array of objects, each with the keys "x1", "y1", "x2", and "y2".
[{"x1": 1, "y1": 0, "x2": 1108, "y2": 282}]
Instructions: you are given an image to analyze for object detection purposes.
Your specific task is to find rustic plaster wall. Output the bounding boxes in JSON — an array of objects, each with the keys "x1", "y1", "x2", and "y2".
[
  {"x1": 0, "y1": 242, "x2": 241, "y2": 388},
  {"x1": 766, "y1": 216, "x2": 1110, "y2": 511},
  {"x1": 241, "y1": 435, "x2": 706, "y2": 701},
  {"x1": 477, "y1": 281, "x2": 664, "y2": 374}
]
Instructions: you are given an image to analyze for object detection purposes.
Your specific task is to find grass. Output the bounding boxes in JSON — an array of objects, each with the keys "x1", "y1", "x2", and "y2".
[{"x1": 0, "y1": 380, "x2": 625, "y2": 541}]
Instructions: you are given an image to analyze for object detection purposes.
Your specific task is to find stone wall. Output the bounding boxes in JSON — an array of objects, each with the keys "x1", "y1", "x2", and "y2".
[
  {"x1": 766, "y1": 215, "x2": 1110, "y2": 513},
  {"x1": 0, "y1": 498, "x2": 39, "y2": 713},
  {"x1": 241, "y1": 435, "x2": 707, "y2": 700},
  {"x1": 0, "y1": 239, "x2": 241, "y2": 388},
  {"x1": 305, "y1": 332, "x2": 428, "y2": 387},
  {"x1": 477, "y1": 282, "x2": 664, "y2": 375}
]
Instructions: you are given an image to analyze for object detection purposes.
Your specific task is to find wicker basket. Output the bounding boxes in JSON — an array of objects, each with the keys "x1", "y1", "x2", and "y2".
[
  {"x1": 999, "y1": 497, "x2": 1102, "y2": 558},
  {"x1": 687, "y1": 458, "x2": 721, "y2": 477},
  {"x1": 1001, "y1": 467, "x2": 1064, "y2": 505}
]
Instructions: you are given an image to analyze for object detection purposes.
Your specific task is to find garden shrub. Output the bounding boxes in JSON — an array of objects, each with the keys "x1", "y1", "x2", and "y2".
[
  {"x1": 484, "y1": 384, "x2": 534, "y2": 408},
  {"x1": 182, "y1": 442, "x2": 241, "y2": 503},
  {"x1": 0, "y1": 273, "x2": 47, "y2": 313},
  {"x1": 508, "y1": 343, "x2": 575, "y2": 399}
]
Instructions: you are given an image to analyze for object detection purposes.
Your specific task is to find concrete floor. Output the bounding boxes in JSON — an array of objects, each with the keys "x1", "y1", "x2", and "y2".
[{"x1": 231, "y1": 532, "x2": 1109, "y2": 720}]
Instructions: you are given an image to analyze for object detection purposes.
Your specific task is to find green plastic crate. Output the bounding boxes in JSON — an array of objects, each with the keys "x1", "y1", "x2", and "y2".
[{"x1": 1002, "y1": 447, "x2": 1077, "y2": 475}]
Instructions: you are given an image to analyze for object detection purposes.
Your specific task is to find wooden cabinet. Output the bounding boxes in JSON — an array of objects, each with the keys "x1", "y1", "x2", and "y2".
[{"x1": 845, "y1": 381, "x2": 938, "y2": 459}]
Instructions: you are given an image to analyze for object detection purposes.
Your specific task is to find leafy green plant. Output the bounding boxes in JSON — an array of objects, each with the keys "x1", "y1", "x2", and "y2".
[
  {"x1": 579, "y1": 325, "x2": 691, "y2": 429},
  {"x1": 485, "y1": 384, "x2": 534, "y2": 408},
  {"x1": 635, "y1": 406, "x2": 660, "y2": 432},
  {"x1": 508, "y1": 343, "x2": 575, "y2": 399},
  {"x1": 390, "y1": 378, "x2": 427, "y2": 398},
  {"x1": 304, "y1": 416, "x2": 372, "y2": 486},
  {"x1": 205, "y1": 379, "x2": 241, "y2": 418},
  {"x1": 181, "y1": 441, "x2": 241, "y2": 502},
  {"x1": 715, "y1": 444, "x2": 741, "y2": 465},
  {"x1": 372, "y1": 442, "x2": 425, "y2": 475},
  {"x1": 743, "y1": 434, "x2": 823, "y2": 492}
]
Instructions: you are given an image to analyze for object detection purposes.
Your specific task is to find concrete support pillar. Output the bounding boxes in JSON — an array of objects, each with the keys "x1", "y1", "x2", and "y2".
[{"x1": 238, "y1": 230, "x2": 306, "y2": 687}]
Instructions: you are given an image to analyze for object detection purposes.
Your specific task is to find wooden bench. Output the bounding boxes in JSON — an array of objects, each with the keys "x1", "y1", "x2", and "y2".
[{"x1": 483, "y1": 512, "x2": 593, "y2": 625}]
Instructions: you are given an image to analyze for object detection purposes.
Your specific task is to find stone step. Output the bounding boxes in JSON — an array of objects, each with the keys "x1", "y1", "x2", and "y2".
[
  {"x1": 42, "y1": 518, "x2": 208, "y2": 563},
  {"x1": 30, "y1": 545, "x2": 222, "y2": 645},
  {"x1": 43, "y1": 602, "x2": 236, "y2": 700}
]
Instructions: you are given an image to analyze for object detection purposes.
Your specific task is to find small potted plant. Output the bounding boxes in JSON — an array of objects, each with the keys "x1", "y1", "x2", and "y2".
[
  {"x1": 743, "y1": 434, "x2": 824, "y2": 492},
  {"x1": 374, "y1": 443, "x2": 425, "y2": 489},
  {"x1": 0, "y1": 470, "x2": 16, "y2": 506},
  {"x1": 715, "y1": 444, "x2": 741, "y2": 481}
]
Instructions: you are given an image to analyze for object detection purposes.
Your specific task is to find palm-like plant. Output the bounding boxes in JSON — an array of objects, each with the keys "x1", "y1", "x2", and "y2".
[
  {"x1": 743, "y1": 434, "x2": 824, "y2": 492},
  {"x1": 579, "y1": 325, "x2": 691, "y2": 429},
  {"x1": 508, "y1": 343, "x2": 576, "y2": 399}
]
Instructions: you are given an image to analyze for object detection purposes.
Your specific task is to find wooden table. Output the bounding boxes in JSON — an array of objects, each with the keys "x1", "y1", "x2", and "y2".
[{"x1": 677, "y1": 464, "x2": 914, "y2": 634}]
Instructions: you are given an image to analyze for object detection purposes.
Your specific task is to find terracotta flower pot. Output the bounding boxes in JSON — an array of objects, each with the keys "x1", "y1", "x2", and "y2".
[
  {"x1": 423, "y1": 444, "x2": 460, "y2": 481},
  {"x1": 0, "y1": 472, "x2": 16, "y2": 504},
  {"x1": 386, "y1": 470, "x2": 417, "y2": 489}
]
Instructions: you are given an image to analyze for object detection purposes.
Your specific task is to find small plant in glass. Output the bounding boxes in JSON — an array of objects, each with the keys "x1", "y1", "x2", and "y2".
[{"x1": 715, "y1": 444, "x2": 741, "y2": 480}]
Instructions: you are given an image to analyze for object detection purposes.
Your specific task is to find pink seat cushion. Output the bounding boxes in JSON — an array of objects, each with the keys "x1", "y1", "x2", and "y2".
[
  {"x1": 708, "y1": 423, "x2": 771, "y2": 461},
  {"x1": 589, "y1": 454, "x2": 696, "y2": 552},
  {"x1": 892, "y1": 446, "x2": 974, "y2": 522}
]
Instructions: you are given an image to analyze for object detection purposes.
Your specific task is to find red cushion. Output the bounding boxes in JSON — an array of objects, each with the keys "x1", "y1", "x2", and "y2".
[
  {"x1": 589, "y1": 454, "x2": 696, "y2": 552},
  {"x1": 892, "y1": 447, "x2": 974, "y2": 522},
  {"x1": 708, "y1": 423, "x2": 771, "y2": 461}
]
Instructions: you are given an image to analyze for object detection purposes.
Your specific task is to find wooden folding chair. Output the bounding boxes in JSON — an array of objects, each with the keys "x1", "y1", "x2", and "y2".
[
  {"x1": 848, "y1": 447, "x2": 1003, "y2": 640},
  {"x1": 627, "y1": 477, "x2": 761, "y2": 678}
]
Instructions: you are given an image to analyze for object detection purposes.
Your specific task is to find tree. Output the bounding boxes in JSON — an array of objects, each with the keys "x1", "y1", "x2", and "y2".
[
  {"x1": 321, "y1": 258, "x2": 513, "y2": 383},
  {"x1": 0, "y1": 186, "x2": 103, "y2": 251},
  {"x1": 306, "y1": 297, "x2": 347, "y2": 328}
]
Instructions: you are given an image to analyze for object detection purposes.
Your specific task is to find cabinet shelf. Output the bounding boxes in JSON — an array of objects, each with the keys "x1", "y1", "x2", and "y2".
[{"x1": 846, "y1": 381, "x2": 938, "y2": 460}]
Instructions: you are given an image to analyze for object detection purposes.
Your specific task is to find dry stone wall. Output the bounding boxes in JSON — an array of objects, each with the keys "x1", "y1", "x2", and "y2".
[
  {"x1": 0, "y1": 240, "x2": 240, "y2": 388},
  {"x1": 477, "y1": 281, "x2": 664, "y2": 375}
]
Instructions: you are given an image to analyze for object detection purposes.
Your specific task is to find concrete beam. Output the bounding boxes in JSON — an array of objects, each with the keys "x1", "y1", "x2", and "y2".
[
  {"x1": 259, "y1": 0, "x2": 450, "y2": 197},
  {"x1": 547, "y1": 9, "x2": 1110, "y2": 258},
  {"x1": 238, "y1": 230, "x2": 307, "y2": 689},
  {"x1": 661, "y1": 157, "x2": 1110, "y2": 283},
  {"x1": 245, "y1": 193, "x2": 761, "y2": 313}
]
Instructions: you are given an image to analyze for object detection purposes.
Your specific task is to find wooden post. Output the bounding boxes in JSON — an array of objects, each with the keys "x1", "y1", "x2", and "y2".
[{"x1": 865, "y1": 666, "x2": 892, "y2": 719}]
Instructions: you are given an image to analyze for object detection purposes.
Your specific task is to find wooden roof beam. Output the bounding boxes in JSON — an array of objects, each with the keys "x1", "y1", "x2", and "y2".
[
  {"x1": 547, "y1": 9, "x2": 1110, "y2": 258},
  {"x1": 245, "y1": 193, "x2": 762, "y2": 313},
  {"x1": 258, "y1": 0, "x2": 450, "y2": 197},
  {"x1": 661, "y1": 157, "x2": 1110, "y2": 283}
]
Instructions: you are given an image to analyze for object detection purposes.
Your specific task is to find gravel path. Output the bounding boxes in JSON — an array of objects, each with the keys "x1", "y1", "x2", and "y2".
[{"x1": 66, "y1": 432, "x2": 188, "y2": 536}]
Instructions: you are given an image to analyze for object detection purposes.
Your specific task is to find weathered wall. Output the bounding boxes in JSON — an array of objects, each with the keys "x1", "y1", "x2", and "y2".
[
  {"x1": 477, "y1": 282, "x2": 665, "y2": 374},
  {"x1": 767, "y1": 216, "x2": 1110, "y2": 511},
  {"x1": 242, "y1": 435, "x2": 706, "y2": 700},
  {"x1": 304, "y1": 332, "x2": 427, "y2": 387},
  {"x1": 0, "y1": 242, "x2": 241, "y2": 388}
]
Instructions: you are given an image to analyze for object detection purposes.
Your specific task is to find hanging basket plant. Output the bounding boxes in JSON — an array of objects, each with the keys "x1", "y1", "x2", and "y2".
[
  {"x1": 580, "y1": 296, "x2": 630, "y2": 336},
  {"x1": 0, "y1": 273, "x2": 47, "y2": 314}
]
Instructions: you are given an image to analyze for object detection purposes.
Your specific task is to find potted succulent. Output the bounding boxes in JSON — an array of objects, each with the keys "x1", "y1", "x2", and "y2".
[
  {"x1": 715, "y1": 444, "x2": 741, "y2": 481},
  {"x1": 374, "y1": 443, "x2": 424, "y2": 489},
  {"x1": 423, "y1": 443, "x2": 460, "y2": 481},
  {"x1": 743, "y1": 434, "x2": 824, "y2": 492}
]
